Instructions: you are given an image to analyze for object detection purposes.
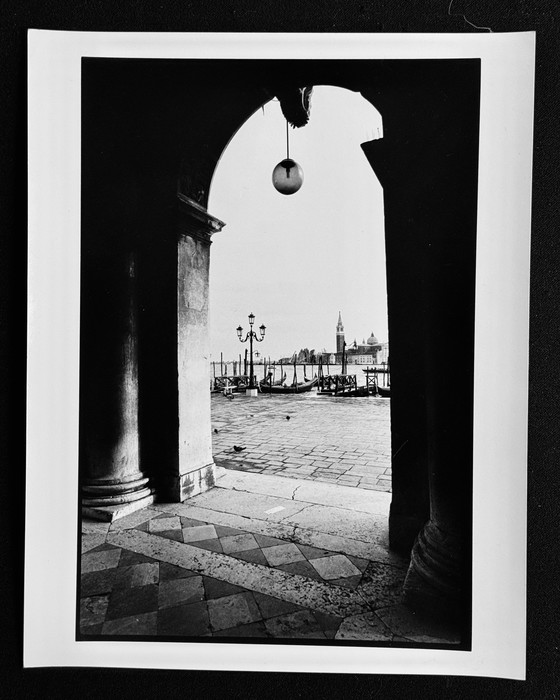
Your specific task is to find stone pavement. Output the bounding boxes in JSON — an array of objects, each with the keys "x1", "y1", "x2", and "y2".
[
  {"x1": 211, "y1": 392, "x2": 392, "y2": 492},
  {"x1": 79, "y1": 469, "x2": 461, "y2": 645}
]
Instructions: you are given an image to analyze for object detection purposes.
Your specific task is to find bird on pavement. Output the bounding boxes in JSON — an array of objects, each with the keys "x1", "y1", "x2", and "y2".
[{"x1": 233, "y1": 445, "x2": 245, "y2": 452}]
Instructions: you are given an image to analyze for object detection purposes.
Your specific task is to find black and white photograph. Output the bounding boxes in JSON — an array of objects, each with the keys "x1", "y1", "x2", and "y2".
[{"x1": 25, "y1": 31, "x2": 533, "y2": 678}]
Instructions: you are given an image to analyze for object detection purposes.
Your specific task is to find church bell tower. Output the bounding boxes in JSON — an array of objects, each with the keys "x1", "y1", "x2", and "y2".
[{"x1": 336, "y1": 311, "x2": 345, "y2": 355}]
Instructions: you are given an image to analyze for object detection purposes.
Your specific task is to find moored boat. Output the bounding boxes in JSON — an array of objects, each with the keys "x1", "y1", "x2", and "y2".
[{"x1": 259, "y1": 377, "x2": 318, "y2": 394}]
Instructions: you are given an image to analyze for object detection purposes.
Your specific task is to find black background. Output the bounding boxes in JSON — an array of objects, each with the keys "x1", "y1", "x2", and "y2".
[{"x1": 2, "y1": 1, "x2": 558, "y2": 697}]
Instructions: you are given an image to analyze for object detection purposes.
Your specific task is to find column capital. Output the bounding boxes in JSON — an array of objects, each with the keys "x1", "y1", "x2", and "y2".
[{"x1": 177, "y1": 193, "x2": 226, "y2": 244}]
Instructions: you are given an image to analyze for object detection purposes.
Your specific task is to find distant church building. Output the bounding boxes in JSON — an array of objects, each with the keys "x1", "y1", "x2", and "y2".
[
  {"x1": 333, "y1": 311, "x2": 388, "y2": 365},
  {"x1": 336, "y1": 311, "x2": 345, "y2": 355}
]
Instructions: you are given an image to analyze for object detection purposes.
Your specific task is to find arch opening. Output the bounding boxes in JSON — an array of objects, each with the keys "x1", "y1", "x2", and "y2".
[{"x1": 205, "y1": 84, "x2": 394, "y2": 526}]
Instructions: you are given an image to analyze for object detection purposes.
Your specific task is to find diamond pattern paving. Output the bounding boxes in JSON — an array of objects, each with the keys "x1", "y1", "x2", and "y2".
[
  {"x1": 309, "y1": 554, "x2": 362, "y2": 581},
  {"x1": 79, "y1": 476, "x2": 460, "y2": 644},
  {"x1": 149, "y1": 516, "x2": 182, "y2": 532},
  {"x1": 78, "y1": 510, "x2": 406, "y2": 642},
  {"x1": 220, "y1": 533, "x2": 259, "y2": 554},
  {"x1": 183, "y1": 524, "x2": 218, "y2": 542},
  {"x1": 262, "y1": 543, "x2": 306, "y2": 567}
]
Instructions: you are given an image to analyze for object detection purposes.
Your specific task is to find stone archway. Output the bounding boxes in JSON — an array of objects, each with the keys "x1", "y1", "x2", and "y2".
[{"x1": 79, "y1": 57, "x2": 480, "y2": 624}]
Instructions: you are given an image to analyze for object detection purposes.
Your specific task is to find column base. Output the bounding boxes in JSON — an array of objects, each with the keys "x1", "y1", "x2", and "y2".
[
  {"x1": 82, "y1": 492, "x2": 155, "y2": 523},
  {"x1": 81, "y1": 472, "x2": 155, "y2": 525},
  {"x1": 401, "y1": 519, "x2": 465, "y2": 623},
  {"x1": 82, "y1": 473, "x2": 152, "y2": 507}
]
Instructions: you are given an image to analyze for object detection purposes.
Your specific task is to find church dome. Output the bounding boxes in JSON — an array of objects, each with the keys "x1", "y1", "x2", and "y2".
[{"x1": 366, "y1": 331, "x2": 379, "y2": 346}]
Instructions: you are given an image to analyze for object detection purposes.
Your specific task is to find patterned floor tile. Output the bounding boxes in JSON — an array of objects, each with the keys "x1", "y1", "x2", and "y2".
[
  {"x1": 149, "y1": 515, "x2": 182, "y2": 532},
  {"x1": 82, "y1": 534, "x2": 107, "y2": 554},
  {"x1": 220, "y1": 533, "x2": 259, "y2": 554},
  {"x1": 80, "y1": 568, "x2": 118, "y2": 598},
  {"x1": 214, "y1": 524, "x2": 246, "y2": 537},
  {"x1": 207, "y1": 592, "x2": 262, "y2": 632},
  {"x1": 262, "y1": 543, "x2": 306, "y2": 567},
  {"x1": 203, "y1": 576, "x2": 247, "y2": 600},
  {"x1": 157, "y1": 600, "x2": 211, "y2": 637},
  {"x1": 180, "y1": 517, "x2": 207, "y2": 528},
  {"x1": 105, "y1": 584, "x2": 159, "y2": 621},
  {"x1": 118, "y1": 549, "x2": 158, "y2": 568},
  {"x1": 108, "y1": 507, "x2": 159, "y2": 532},
  {"x1": 230, "y1": 548, "x2": 269, "y2": 566},
  {"x1": 252, "y1": 591, "x2": 302, "y2": 620},
  {"x1": 276, "y1": 560, "x2": 324, "y2": 581},
  {"x1": 309, "y1": 554, "x2": 361, "y2": 580},
  {"x1": 296, "y1": 543, "x2": 336, "y2": 561},
  {"x1": 190, "y1": 538, "x2": 224, "y2": 553},
  {"x1": 159, "y1": 562, "x2": 199, "y2": 582},
  {"x1": 80, "y1": 595, "x2": 110, "y2": 628},
  {"x1": 264, "y1": 610, "x2": 327, "y2": 639},
  {"x1": 312, "y1": 610, "x2": 343, "y2": 638},
  {"x1": 90, "y1": 542, "x2": 120, "y2": 552},
  {"x1": 347, "y1": 555, "x2": 370, "y2": 572},
  {"x1": 253, "y1": 533, "x2": 286, "y2": 549},
  {"x1": 158, "y1": 576, "x2": 205, "y2": 610},
  {"x1": 102, "y1": 611, "x2": 158, "y2": 636},
  {"x1": 182, "y1": 524, "x2": 218, "y2": 542},
  {"x1": 152, "y1": 529, "x2": 184, "y2": 543},
  {"x1": 113, "y1": 562, "x2": 159, "y2": 589},
  {"x1": 81, "y1": 548, "x2": 121, "y2": 574}
]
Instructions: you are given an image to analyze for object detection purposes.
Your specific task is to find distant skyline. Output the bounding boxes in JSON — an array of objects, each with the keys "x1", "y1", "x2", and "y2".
[{"x1": 208, "y1": 86, "x2": 387, "y2": 361}]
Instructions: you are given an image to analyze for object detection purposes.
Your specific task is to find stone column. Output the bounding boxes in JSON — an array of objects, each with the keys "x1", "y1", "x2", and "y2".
[
  {"x1": 360, "y1": 60, "x2": 479, "y2": 623},
  {"x1": 167, "y1": 194, "x2": 225, "y2": 502},
  {"x1": 401, "y1": 257, "x2": 473, "y2": 623},
  {"x1": 80, "y1": 250, "x2": 154, "y2": 519}
]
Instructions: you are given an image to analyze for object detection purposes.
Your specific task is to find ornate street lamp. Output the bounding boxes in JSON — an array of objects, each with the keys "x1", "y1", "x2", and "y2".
[{"x1": 237, "y1": 313, "x2": 266, "y2": 396}]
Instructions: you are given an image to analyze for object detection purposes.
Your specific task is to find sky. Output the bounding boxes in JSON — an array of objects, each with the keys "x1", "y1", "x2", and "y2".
[{"x1": 208, "y1": 86, "x2": 387, "y2": 362}]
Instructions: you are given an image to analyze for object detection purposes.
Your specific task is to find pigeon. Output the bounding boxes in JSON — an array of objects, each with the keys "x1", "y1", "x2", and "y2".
[
  {"x1": 213, "y1": 428, "x2": 219, "y2": 434},
  {"x1": 286, "y1": 416, "x2": 291, "y2": 420},
  {"x1": 233, "y1": 445, "x2": 245, "y2": 452}
]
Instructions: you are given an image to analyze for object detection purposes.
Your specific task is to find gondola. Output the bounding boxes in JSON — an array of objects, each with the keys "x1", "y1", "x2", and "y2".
[
  {"x1": 259, "y1": 376, "x2": 318, "y2": 394},
  {"x1": 376, "y1": 385, "x2": 391, "y2": 397},
  {"x1": 260, "y1": 371, "x2": 287, "y2": 388}
]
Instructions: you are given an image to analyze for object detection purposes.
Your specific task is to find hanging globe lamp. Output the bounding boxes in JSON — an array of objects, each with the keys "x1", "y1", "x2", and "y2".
[{"x1": 272, "y1": 120, "x2": 303, "y2": 195}]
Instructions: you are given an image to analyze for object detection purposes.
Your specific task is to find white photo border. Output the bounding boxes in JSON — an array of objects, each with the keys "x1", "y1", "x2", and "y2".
[{"x1": 25, "y1": 31, "x2": 534, "y2": 678}]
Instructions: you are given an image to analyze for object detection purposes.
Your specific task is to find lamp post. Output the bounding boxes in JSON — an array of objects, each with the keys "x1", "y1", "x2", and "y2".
[{"x1": 237, "y1": 313, "x2": 266, "y2": 397}]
